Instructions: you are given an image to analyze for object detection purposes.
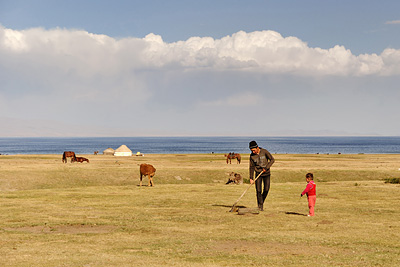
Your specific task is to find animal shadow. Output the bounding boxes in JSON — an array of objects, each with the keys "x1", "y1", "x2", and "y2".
[{"x1": 284, "y1": 211, "x2": 308, "y2": 216}]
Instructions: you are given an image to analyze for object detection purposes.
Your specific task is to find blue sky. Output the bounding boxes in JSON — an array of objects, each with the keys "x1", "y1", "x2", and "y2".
[
  {"x1": 2, "y1": 0, "x2": 399, "y2": 54},
  {"x1": 0, "y1": 0, "x2": 400, "y2": 136}
]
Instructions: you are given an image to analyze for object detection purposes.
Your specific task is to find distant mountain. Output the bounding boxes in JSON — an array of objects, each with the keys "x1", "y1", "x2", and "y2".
[
  {"x1": 0, "y1": 117, "x2": 122, "y2": 137},
  {"x1": 0, "y1": 117, "x2": 378, "y2": 137}
]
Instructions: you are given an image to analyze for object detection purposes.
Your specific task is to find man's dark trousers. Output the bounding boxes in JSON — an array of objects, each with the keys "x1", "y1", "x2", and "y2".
[{"x1": 255, "y1": 172, "x2": 270, "y2": 209}]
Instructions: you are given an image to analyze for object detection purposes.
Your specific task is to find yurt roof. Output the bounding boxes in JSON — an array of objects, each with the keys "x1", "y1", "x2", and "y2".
[
  {"x1": 103, "y1": 147, "x2": 115, "y2": 152},
  {"x1": 115, "y1": 145, "x2": 132, "y2": 152}
]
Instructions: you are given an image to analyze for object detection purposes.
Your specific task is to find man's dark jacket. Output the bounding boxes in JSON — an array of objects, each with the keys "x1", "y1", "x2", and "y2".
[{"x1": 249, "y1": 147, "x2": 275, "y2": 179}]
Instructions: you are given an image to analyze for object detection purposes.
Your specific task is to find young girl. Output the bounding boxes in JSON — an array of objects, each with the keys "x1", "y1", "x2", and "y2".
[{"x1": 301, "y1": 173, "x2": 316, "y2": 216}]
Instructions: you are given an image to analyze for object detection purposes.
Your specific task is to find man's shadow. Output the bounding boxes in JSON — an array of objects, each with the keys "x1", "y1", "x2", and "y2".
[{"x1": 212, "y1": 204, "x2": 247, "y2": 209}]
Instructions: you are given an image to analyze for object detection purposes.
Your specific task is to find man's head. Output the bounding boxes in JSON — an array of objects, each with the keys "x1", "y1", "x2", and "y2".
[{"x1": 249, "y1": 140, "x2": 260, "y2": 154}]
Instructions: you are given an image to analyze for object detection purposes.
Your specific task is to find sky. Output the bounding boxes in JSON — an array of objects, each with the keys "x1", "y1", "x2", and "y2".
[{"x1": 0, "y1": 0, "x2": 400, "y2": 137}]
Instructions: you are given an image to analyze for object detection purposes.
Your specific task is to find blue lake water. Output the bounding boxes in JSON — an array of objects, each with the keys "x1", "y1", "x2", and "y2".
[{"x1": 0, "y1": 136, "x2": 399, "y2": 155}]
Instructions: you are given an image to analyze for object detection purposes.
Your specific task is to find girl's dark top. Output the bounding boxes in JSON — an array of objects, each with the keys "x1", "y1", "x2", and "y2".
[{"x1": 249, "y1": 147, "x2": 275, "y2": 179}]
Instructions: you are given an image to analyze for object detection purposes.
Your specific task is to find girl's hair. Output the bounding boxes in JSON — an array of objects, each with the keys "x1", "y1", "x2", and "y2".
[{"x1": 306, "y1": 173, "x2": 314, "y2": 180}]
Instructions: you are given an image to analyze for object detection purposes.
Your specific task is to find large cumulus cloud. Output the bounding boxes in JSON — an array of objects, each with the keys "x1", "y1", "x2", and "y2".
[
  {"x1": 1, "y1": 25, "x2": 399, "y2": 76},
  {"x1": 141, "y1": 30, "x2": 396, "y2": 76},
  {"x1": 1, "y1": 25, "x2": 400, "y2": 136}
]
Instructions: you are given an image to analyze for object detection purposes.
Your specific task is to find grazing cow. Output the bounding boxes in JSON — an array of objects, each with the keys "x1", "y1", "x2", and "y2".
[
  {"x1": 140, "y1": 163, "x2": 156, "y2": 187},
  {"x1": 62, "y1": 151, "x2": 76, "y2": 163},
  {"x1": 94, "y1": 151, "x2": 99, "y2": 155},
  {"x1": 72, "y1": 156, "x2": 89, "y2": 163},
  {"x1": 224, "y1": 153, "x2": 241, "y2": 164},
  {"x1": 226, "y1": 172, "x2": 243, "y2": 185}
]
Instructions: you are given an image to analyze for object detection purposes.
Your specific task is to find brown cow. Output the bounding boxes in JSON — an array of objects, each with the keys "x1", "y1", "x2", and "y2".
[
  {"x1": 226, "y1": 172, "x2": 243, "y2": 185},
  {"x1": 139, "y1": 163, "x2": 156, "y2": 186},
  {"x1": 72, "y1": 156, "x2": 90, "y2": 163}
]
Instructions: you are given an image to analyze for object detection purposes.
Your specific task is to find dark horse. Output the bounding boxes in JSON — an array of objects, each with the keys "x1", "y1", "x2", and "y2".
[
  {"x1": 72, "y1": 156, "x2": 89, "y2": 163},
  {"x1": 224, "y1": 153, "x2": 241, "y2": 164},
  {"x1": 62, "y1": 151, "x2": 77, "y2": 163}
]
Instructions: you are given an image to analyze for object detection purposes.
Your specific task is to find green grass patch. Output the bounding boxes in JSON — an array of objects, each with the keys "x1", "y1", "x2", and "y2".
[{"x1": 384, "y1": 177, "x2": 400, "y2": 184}]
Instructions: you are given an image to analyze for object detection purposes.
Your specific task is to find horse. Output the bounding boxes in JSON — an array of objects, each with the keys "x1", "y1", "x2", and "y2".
[
  {"x1": 224, "y1": 153, "x2": 241, "y2": 164},
  {"x1": 94, "y1": 151, "x2": 99, "y2": 155},
  {"x1": 72, "y1": 156, "x2": 89, "y2": 163},
  {"x1": 62, "y1": 151, "x2": 76, "y2": 163}
]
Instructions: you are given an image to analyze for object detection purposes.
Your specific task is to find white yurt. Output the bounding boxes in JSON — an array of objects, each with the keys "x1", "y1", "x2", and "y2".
[
  {"x1": 114, "y1": 145, "x2": 132, "y2": 156},
  {"x1": 103, "y1": 147, "x2": 115, "y2": 155}
]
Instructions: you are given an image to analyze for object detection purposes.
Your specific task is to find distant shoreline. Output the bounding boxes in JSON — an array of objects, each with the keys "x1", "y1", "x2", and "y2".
[
  {"x1": 1, "y1": 136, "x2": 400, "y2": 155},
  {"x1": 2, "y1": 153, "x2": 398, "y2": 157}
]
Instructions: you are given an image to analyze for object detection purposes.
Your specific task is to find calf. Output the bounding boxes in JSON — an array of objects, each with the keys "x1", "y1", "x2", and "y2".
[
  {"x1": 140, "y1": 163, "x2": 156, "y2": 186},
  {"x1": 226, "y1": 172, "x2": 243, "y2": 185}
]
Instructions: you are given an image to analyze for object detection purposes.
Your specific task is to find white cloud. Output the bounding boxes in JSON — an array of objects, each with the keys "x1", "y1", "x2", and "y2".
[
  {"x1": 199, "y1": 92, "x2": 264, "y2": 108},
  {"x1": 2, "y1": 26, "x2": 400, "y2": 78},
  {"x1": 385, "y1": 20, "x2": 400, "y2": 25},
  {"x1": 380, "y1": 48, "x2": 400, "y2": 75},
  {"x1": 2, "y1": 28, "x2": 28, "y2": 51},
  {"x1": 1, "y1": 25, "x2": 400, "y2": 136},
  {"x1": 140, "y1": 30, "x2": 399, "y2": 76}
]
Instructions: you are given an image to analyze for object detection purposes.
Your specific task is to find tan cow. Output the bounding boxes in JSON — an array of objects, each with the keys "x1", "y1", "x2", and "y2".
[{"x1": 139, "y1": 163, "x2": 156, "y2": 186}]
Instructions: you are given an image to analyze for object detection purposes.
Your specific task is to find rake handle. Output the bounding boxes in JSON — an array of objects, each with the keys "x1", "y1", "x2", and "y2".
[{"x1": 229, "y1": 171, "x2": 264, "y2": 212}]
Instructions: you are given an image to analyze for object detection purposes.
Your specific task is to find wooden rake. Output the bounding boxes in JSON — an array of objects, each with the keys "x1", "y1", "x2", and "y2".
[{"x1": 229, "y1": 171, "x2": 263, "y2": 212}]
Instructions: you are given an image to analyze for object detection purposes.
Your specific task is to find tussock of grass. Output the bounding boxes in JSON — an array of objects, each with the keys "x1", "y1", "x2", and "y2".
[{"x1": 384, "y1": 177, "x2": 400, "y2": 184}]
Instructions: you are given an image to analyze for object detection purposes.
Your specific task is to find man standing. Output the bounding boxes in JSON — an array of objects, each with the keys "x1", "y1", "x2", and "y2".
[{"x1": 249, "y1": 140, "x2": 275, "y2": 211}]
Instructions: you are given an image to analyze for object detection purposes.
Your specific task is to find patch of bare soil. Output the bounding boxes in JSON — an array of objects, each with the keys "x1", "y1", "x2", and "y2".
[
  {"x1": 4, "y1": 224, "x2": 118, "y2": 234},
  {"x1": 318, "y1": 220, "x2": 334, "y2": 225},
  {"x1": 206, "y1": 240, "x2": 345, "y2": 256}
]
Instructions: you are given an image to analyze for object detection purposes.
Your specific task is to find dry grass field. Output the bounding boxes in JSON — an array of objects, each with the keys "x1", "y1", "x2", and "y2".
[{"x1": 1, "y1": 153, "x2": 400, "y2": 266}]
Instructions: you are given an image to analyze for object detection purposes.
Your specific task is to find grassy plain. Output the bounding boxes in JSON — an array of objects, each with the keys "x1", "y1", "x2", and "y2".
[{"x1": 0, "y1": 153, "x2": 400, "y2": 266}]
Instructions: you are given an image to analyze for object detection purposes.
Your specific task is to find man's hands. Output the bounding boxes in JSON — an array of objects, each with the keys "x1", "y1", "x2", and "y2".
[{"x1": 250, "y1": 169, "x2": 266, "y2": 184}]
